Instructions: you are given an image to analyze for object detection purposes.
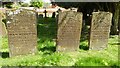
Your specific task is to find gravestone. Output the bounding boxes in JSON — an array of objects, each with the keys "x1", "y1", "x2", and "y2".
[
  {"x1": 52, "y1": 12, "x2": 56, "y2": 18},
  {"x1": 6, "y1": 9, "x2": 37, "y2": 57},
  {"x1": 89, "y1": 12, "x2": 112, "y2": 50},
  {"x1": 0, "y1": 12, "x2": 2, "y2": 36},
  {"x1": 39, "y1": 14, "x2": 43, "y2": 18},
  {"x1": 0, "y1": 11, "x2": 7, "y2": 37},
  {"x1": 0, "y1": 12, "x2": 2, "y2": 56},
  {"x1": 0, "y1": 22, "x2": 7, "y2": 37},
  {"x1": 0, "y1": 10, "x2": 2, "y2": 36},
  {"x1": 56, "y1": 11, "x2": 83, "y2": 51}
]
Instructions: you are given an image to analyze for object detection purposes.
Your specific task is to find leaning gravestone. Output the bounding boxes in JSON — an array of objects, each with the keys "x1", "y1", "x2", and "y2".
[
  {"x1": 56, "y1": 11, "x2": 83, "y2": 51},
  {"x1": 6, "y1": 9, "x2": 37, "y2": 57},
  {"x1": 89, "y1": 12, "x2": 112, "y2": 50}
]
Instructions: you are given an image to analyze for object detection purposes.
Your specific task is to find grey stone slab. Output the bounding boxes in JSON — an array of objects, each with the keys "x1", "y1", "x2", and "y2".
[
  {"x1": 56, "y1": 11, "x2": 83, "y2": 52},
  {"x1": 0, "y1": 11, "x2": 2, "y2": 57},
  {"x1": 6, "y1": 9, "x2": 37, "y2": 57},
  {"x1": 89, "y1": 12, "x2": 112, "y2": 50}
]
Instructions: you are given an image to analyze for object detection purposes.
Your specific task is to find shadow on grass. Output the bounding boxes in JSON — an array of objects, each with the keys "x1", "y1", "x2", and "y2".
[
  {"x1": 80, "y1": 25, "x2": 90, "y2": 42},
  {"x1": 37, "y1": 18, "x2": 57, "y2": 53},
  {"x1": 40, "y1": 46, "x2": 56, "y2": 55},
  {"x1": 111, "y1": 65, "x2": 120, "y2": 68},
  {"x1": 109, "y1": 43, "x2": 119, "y2": 45},
  {"x1": 118, "y1": 43, "x2": 120, "y2": 45},
  {"x1": 2, "y1": 52, "x2": 9, "y2": 58},
  {"x1": 79, "y1": 45, "x2": 89, "y2": 50},
  {"x1": 37, "y1": 18, "x2": 57, "y2": 40}
]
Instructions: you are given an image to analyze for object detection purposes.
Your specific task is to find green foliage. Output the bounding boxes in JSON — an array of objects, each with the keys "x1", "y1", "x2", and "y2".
[
  {"x1": 5, "y1": 3, "x2": 13, "y2": 8},
  {"x1": 39, "y1": 53, "x2": 72, "y2": 66},
  {"x1": 0, "y1": 36, "x2": 8, "y2": 52},
  {"x1": 75, "y1": 56, "x2": 118, "y2": 66},
  {"x1": 30, "y1": 0, "x2": 43, "y2": 8},
  {"x1": 4, "y1": 2, "x2": 20, "y2": 9}
]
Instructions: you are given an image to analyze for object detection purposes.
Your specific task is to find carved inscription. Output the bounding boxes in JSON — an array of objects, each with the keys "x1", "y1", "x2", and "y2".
[
  {"x1": 7, "y1": 9, "x2": 37, "y2": 57},
  {"x1": 56, "y1": 11, "x2": 83, "y2": 51},
  {"x1": 89, "y1": 12, "x2": 112, "y2": 50}
]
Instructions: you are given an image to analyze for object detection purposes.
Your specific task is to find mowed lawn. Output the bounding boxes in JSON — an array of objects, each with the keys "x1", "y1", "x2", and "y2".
[{"x1": 0, "y1": 18, "x2": 119, "y2": 66}]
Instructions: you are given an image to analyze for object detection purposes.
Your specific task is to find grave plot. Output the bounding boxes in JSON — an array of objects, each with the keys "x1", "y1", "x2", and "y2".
[
  {"x1": 89, "y1": 12, "x2": 112, "y2": 50},
  {"x1": 56, "y1": 11, "x2": 83, "y2": 52},
  {"x1": 6, "y1": 9, "x2": 37, "y2": 57}
]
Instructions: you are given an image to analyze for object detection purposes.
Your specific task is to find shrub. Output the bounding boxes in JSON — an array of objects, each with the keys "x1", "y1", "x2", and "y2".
[{"x1": 30, "y1": 0, "x2": 43, "y2": 8}]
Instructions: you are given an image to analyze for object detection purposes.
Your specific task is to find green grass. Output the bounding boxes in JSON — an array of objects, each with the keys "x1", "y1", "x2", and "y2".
[{"x1": 0, "y1": 18, "x2": 119, "y2": 66}]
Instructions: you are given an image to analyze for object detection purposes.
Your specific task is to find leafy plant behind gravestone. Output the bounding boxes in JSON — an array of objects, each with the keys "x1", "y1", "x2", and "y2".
[
  {"x1": 30, "y1": 0, "x2": 43, "y2": 8},
  {"x1": 5, "y1": 3, "x2": 13, "y2": 8}
]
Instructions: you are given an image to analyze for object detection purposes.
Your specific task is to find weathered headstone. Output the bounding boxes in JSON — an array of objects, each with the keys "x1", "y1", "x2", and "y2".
[
  {"x1": 0, "y1": 11, "x2": 7, "y2": 37},
  {"x1": 89, "y1": 12, "x2": 112, "y2": 50},
  {"x1": 0, "y1": 23, "x2": 7, "y2": 37},
  {"x1": 0, "y1": 11, "x2": 2, "y2": 36},
  {"x1": 0, "y1": 12, "x2": 2, "y2": 37},
  {"x1": 52, "y1": 12, "x2": 56, "y2": 18},
  {"x1": 56, "y1": 11, "x2": 83, "y2": 51},
  {"x1": 0, "y1": 11, "x2": 2, "y2": 57},
  {"x1": 6, "y1": 9, "x2": 37, "y2": 57},
  {"x1": 39, "y1": 14, "x2": 43, "y2": 18}
]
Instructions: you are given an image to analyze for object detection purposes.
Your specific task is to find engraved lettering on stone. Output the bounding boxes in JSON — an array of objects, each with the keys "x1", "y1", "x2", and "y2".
[
  {"x1": 56, "y1": 11, "x2": 83, "y2": 51},
  {"x1": 7, "y1": 9, "x2": 37, "y2": 57},
  {"x1": 89, "y1": 12, "x2": 112, "y2": 50}
]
